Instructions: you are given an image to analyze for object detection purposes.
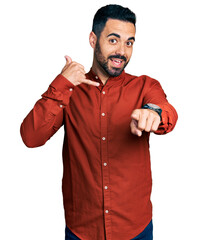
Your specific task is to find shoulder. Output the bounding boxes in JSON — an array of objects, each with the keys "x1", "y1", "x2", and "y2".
[{"x1": 123, "y1": 72, "x2": 160, "y2": 87}]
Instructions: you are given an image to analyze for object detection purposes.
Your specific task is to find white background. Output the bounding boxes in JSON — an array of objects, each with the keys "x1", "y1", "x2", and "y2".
[{"x1": 0, "y1": 0, "x2": 197, "y2": 239}]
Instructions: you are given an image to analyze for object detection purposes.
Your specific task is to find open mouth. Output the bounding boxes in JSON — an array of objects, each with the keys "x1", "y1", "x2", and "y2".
[{"x1": 110, "y1": 58, "x2": 124, "y2": 68}]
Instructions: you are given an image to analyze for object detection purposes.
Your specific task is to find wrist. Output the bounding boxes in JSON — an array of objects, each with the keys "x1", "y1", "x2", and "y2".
[{"x1": 142, "y1": 103, "x2": 162, "y2": 119}]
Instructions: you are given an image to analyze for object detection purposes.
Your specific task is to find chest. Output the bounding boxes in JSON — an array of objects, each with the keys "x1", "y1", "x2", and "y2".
[{"x1": 64, "y1": 82, "x2": 145, "y2": 137}]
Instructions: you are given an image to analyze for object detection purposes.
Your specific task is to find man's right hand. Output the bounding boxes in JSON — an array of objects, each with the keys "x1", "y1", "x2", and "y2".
[{"x1": 61, "y1": 56, "x2": 100, "y2": 87}]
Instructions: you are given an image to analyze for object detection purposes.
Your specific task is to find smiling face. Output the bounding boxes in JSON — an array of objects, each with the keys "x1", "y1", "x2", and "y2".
[{"x1": 90, "y1": 19, "x2": 136, "y2": 79}]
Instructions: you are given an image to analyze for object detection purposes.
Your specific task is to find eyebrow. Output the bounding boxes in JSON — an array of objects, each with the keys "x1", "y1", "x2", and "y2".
[{"x1": 107, "y1": 33, "x2": 135, "y2": 41}]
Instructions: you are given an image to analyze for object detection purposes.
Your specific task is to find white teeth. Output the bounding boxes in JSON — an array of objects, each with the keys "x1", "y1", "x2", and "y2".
[{"x1": 113, "y1": 59, "x2": 121, "y2": 63}]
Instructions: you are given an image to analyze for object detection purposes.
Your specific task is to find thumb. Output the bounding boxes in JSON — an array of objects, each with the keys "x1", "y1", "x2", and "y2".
[{"x1": 64, "y1": 55, "x2": 72, "y2": 65}]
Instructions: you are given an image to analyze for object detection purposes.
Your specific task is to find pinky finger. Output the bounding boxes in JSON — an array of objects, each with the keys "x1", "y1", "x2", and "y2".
[
  {"x1": 82, "y1": 79, "x2": 100, "y2": 87},
  {"x1": 151, "y1": 117, "x2": 161, "y2": 132}
]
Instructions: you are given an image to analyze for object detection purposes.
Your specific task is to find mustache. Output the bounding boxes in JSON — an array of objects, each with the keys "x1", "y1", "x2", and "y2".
[{"x1": 108, "y1": 54, "x2": 127, "y2": 62}]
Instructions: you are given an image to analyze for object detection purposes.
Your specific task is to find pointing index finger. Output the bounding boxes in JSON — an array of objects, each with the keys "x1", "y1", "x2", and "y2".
[{"x1": 131, "y1": 109, "x2": 140, "y2": 120}]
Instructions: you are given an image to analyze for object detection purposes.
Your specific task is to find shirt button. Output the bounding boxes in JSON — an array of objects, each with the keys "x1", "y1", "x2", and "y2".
[
  {"x1": 102, "y1": 137, "x2": 106, "y2": 141},
  {"x1": 69, "y1": 88, "x2": 73, "y2": 91},
  {"x1": 95, "y1": 76, "x2": 98, "y2": 79},
  {"x1": 101, "y1": 113, "x2": 105, "y2": 116},
  {"x1": 104, "y1": 163, "x2": 107, "y2": 166},
  {"x1": 105, "y1": 210, "x2": 109, "y2": 214},
  {"x1": 102, "y1": 91, "x2": 106, "y2": 94},
  {"x1": 104, "y1": 186, "x2": 108, "y2": 189},
  {"x1": 59, "y1": 104, "x2": 63, "y2": 108}
]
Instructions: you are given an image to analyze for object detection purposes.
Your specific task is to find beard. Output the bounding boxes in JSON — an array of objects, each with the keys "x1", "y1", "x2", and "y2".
[{"x1": 94, "y1": 40, "x2": 129, "y2": 77}]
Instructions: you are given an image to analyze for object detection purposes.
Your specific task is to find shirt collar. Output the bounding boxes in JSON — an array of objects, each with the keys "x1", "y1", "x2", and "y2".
[{"x1": 86, "y1": 68, "x2": 126, "y2": 87}]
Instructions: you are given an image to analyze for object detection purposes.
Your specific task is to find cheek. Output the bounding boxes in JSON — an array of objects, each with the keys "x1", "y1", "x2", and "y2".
[
  {"x1": 126, "y1": 48, "x2": 133, "y2": 60},
  {"x1": 99, "y1": 42, "x2": 116, "y2": 58},
  {"x1": 101, "y1": 46, "x2": 114, "y2": 57}
]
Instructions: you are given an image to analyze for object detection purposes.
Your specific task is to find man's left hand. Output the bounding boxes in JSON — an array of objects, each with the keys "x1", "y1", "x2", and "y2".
[{"x1": 130, "y1": 109, "x2": 161, "y2": 137}]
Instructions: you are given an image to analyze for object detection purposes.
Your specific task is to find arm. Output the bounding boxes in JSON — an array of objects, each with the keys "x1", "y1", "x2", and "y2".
[
  {"x1": 130, "y1": 76, "x2": 178, "y2": 136},
  {"x1": 20, "y1": 74, "x2": 74, "y2": 148},
  {"x1": 20, "y1": 56, "x2": 100, "y2": 148}
]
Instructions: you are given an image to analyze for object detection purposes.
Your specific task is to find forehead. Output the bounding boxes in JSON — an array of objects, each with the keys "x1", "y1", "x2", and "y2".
[{"x1": 101, "y1": 19, "x2": 136, "y2": 37}]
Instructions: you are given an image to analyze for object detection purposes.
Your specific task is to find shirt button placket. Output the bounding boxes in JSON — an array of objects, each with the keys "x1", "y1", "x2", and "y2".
[{"x1": 100, "y1": 88, "x2": 112, "y2": 240}]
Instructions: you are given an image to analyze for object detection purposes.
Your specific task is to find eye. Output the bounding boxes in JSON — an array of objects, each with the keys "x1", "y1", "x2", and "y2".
[
  {"x1": 109, "y1": 39, "x2": 117, "y2": 44},
  {"x1": 126, "y1": 41, "x2": 133, "y2": 47}
]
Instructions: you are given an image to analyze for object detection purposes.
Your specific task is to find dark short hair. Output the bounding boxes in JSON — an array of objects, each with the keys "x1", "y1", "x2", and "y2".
[{"x1": 92, "y1": 4, "x2": 136, "y2": 39}]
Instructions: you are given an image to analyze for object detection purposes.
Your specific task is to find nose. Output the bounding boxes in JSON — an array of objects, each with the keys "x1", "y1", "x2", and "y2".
[{"x1": 115, "y1": 42, "x2": 126, "y2": 56}]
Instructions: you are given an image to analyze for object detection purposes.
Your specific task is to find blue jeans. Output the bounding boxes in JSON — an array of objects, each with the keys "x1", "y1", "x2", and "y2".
[{"x1": 65, "y1": 220, "x2": 153, "y2": 240}]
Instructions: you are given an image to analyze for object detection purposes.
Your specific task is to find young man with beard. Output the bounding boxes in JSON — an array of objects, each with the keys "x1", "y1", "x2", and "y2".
[{"x1": 20, "y1": 4, "x2": 178, "y2": 240}]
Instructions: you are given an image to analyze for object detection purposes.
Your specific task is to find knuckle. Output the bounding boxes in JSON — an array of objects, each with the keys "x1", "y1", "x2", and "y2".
[
  {"x1": 156, "y1": 115, "x2": 160, "y2": 121},
  {"x1": 74, "y1": 65, "x2": 80, "y2": 70},
  {"x1": 80, "y1": 64, "x2": 85, "y2": 70},
  {"x1": 148, "y1": 112, "x2": 155, "y2": 119},
  {"x1": 138, "y1": 126, "x2": 144, "y2": 131},
  {"x1": 138, "y1": 123, "x2": 144, "y2": 131},
  {"x1": 152, "y1": 127, "x2": 157, "y2": 132},
  {"x1": 142, "y1": 110, "x2": 148, "y2": 117},
  {"x1": 145, "y1": 128, "x2": 150, "y2": 132},
  {"x1": 133, "y1": 109, "x2": 139, "y2": 114},
  {"x1": 72, "y1": 63, "x2": 79, "y2": 69},
  {"x1": 69, "y1": 62, "x2": 74, "y2": 67},
  {"x1": 131, "y1": 109, "x2": 138, "y2": 118}
]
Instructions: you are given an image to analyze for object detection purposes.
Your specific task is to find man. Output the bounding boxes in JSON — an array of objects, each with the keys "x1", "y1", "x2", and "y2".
[{"x1": 20, "y1": 4, "x2": 178, "y2": 240}]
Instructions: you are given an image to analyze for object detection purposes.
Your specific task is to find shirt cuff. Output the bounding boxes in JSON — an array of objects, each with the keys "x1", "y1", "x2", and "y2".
[
  {"x1": 50, "y1": 74, "x2": 75, "y2": 92},
  {"x1": 154, "y1": 102, "x2": 178, "y2": 134},
  {"x1": 42, "y1": 74, "x2": 75, "y2": 107}
]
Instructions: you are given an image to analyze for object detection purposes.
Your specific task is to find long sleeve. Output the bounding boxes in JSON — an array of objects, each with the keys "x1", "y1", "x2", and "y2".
[
  {"x1": 20, "y1": 70, "x2": 178, "y2": 240},
  {"x1": 20, "y1": 74, "x2": 75, "y2": 148},
  {"x1": 143, "y1": 76, "x2": 178, "y2": 135}
]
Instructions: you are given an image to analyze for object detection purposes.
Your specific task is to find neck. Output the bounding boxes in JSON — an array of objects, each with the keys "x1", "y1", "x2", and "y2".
[{"x1": 91, "y1": 58, "x2": 110, "y2": 85}]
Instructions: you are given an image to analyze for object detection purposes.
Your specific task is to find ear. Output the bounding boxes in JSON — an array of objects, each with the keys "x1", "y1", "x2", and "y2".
[{"x1": 89, "y1": 31, "x2": 97, "y2": 49}]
